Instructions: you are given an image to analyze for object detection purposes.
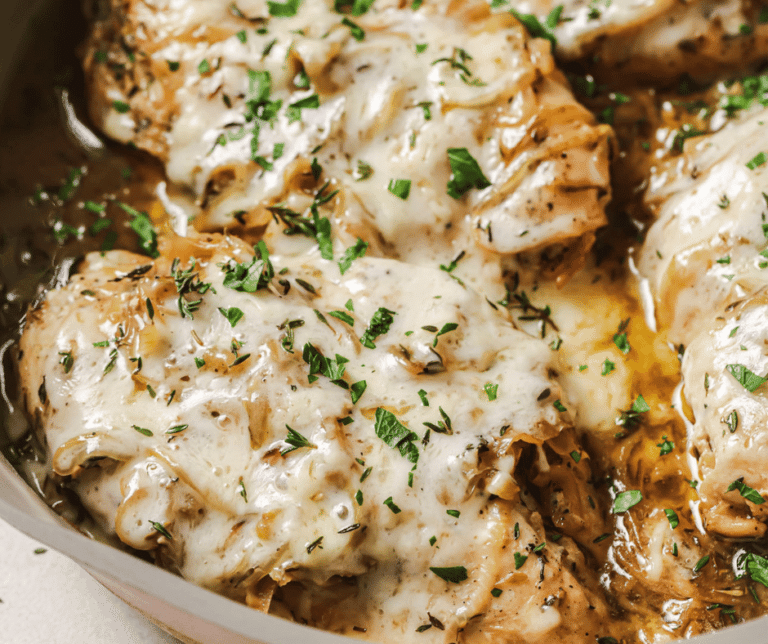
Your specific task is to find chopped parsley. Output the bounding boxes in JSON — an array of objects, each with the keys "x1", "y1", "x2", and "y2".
[
  {"x1": 354, "y1": 160, "x2": 374, "y2": 181},
  {"x1": 664, "y1": 509, "x2": 679, "y2": 529},
  {"x1": 383, "y1": 497, "x2": 402, "y2": 514},
  {"x1": 360, "y1": 307, "x2": 396, "y2": 348},
  {"x1": 484, "y1": 383, "x2": 498, "y2": 401},
  {"x1": 727, "y1": 478, "x2": 766, "y2": 504},
  {"x1": 601, "y1": 358, "x2": 615, "y2": 375},
  {"x1": 333, "y1": 0, "x2": 374, "y2": 13},
  {"x1": 342, "y1": 16, "x2": 365, "y2": 40},
  {"x1": 133, "y1": 425, "x2": 153, "y2": 437},
  {"x1": 172, "y1": 258, "x2": 212, "y2": 319},
  {"x1": 374, "y1": 407, "x2": 419, "y2": 464},
  {"x1": 693, "y1": 555, "x2": 710, "y2": 573},
  {"x1": 432, "y1": 322, "x2": 458, "y2": 347},
  {"x1": 446, "y1": 148, "x2": 490, "y2": 199},
  {"x1": 612, "y1": 490, "x2": 642, "y2": 513},
  {"x1": 267, "y1": 0, "x2": 301, "y2": 17},
  {"x1": 218, "y1": 307, "x2": 244, "y2": 327},
  {"x1": 117, "y1": 202, "x2": 159, "y2": 258},
  {"x1": 222, "y1": 241, "x2": 275, "y2": 292},
  {"x1": 726, "y1": 363, "x2": 767, "y2": 392},
  {"x1": 112, "y1": 100, "x2": 130, "y2": 114},
  {"x1": 338, "y1": 238, "x2": 368, "y2": 274},
  {"x1": 509, "y1": 5, "x2": 562, "y2": 49},
  {"x1": 657, "y1": 435, "x2": 674, "y2": 456},
  {"x1": 745, "y1": 552, "x2": 768, "y2": 588},
  {"x1": 302, "y1": 343, "x2": 348, "y2": 384},
  {"x1": 429, "y1": 566, "x2": 468, "y2": 583},
  {"x1": 387, "y1": 178, "x2": 411, "y2": 200},
  {"x1": 281, "y1": 425, "x2": 315, "y2": 455},
  {"x1": 287, "y1": 94, "x2": 320, "y2": 123},
  {"x1": 513, "y1": 552, "x2": 528, "y2": 569},
  {"x1": 58, "y1": 351, "x2": 74, "y2": 373},
  {"x1": 747, "y1": 152, "x2": 768, "y2": 170},
  {"x1": 616, "y1": 394, "x2": 650, "y2": 428},
  {"x1": 613, "y1": 318, "x2": 631, "y2": 354},
  {"x1": 350, "y1": 380, "x2": 367, "y2": 404}
]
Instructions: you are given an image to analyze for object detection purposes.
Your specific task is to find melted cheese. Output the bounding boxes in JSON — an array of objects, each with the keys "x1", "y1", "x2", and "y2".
[
  {"x1": 509, "y1": 0, "x2": 768, "y2": 80},
  {"x1": 681, "y1": 293, "x2": 768, "y2": 538},
  {"x1": 82, "y1": 0, "x2": 611, "y2": 278},
  {"x1": 19, "y1": 235, "x2": 609, "y2": 641},
  {"x1": 639, "y1": 105, "x2": 768, "y2": 343}
]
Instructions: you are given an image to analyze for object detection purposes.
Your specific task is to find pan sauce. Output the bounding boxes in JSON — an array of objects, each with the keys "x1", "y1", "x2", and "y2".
[{"x1": 4, "y1": 1, "x2": 768, "y2": 642}]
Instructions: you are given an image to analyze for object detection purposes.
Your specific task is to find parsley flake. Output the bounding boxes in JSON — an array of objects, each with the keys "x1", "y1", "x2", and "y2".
[
  {"x1": 726, "y1": 363, "x2": 767, "y2": 392},
  {"x1": 484, "y1": 383, "x2": 498, "y2": 401},
  {"x1": 281, "y1": 425, "x2": 315, "y2": 455},
  {"x1": 219, "y1": 307, "x2": 244, "y2": 327},
  {"x1": 374, "y1": 408, "x2": 419, "y2": 464},
  {"x1": 360, "y1": 307, "x2": 396, "y2": 348},
  {"x1": 612, "y1": 490, "x2": 642, "y2": 513},
  {"x1": 429, "y1": 566, "x2": 468, "y2": 583},
  {"x1": 387, "y1": 178, "x2": 411, "y2": 200},
  {"x1": 446, "y1": 148, "x2": 490, "y2": 199},
  {"x1": 747, "y1": 152, "x2": 768, "y2": 170},
  {"x1": 727, "y1": 478, "x2": 766, "y2": 504},
  {"x1": 664, "y1": 508, "x2": 679, "y2": 529}
]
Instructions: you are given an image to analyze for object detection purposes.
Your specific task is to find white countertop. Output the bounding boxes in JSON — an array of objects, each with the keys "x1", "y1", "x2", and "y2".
[{"x1": 0, "y1": 517, "x2": 181, "y2": 644}]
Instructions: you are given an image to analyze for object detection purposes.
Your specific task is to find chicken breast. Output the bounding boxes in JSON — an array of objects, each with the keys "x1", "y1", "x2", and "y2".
[
  {"x1": 509, "y1": 0, "x2": 768, "y2": 82},
  {"x1": 19, "y1": 233, "x2": 610, "y2": 642},
  {"x1": 680, "y1": 290, "x2": 768, "y2": 538},
  {"x1": 637, "y1": 100, "x2": 768, "y2": 537},
  {"x1": 81, "y1": 0, "x2": 611, "y2": 274},
  {"x1": 639, "y1": 104, "x2": 768, "y2": 344}
]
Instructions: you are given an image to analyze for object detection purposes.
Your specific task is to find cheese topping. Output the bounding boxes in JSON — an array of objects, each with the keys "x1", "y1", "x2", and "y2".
[
  {"x1": 19, "y1": 235, "x2": 608, "y2": 641},
  {"x1": 83, "y1": 0, "x2": 611, "y2": 273}
]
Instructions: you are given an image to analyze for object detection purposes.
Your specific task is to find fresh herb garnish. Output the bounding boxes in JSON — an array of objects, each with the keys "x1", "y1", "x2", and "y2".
[
  {"x1": 150, "y1": 521, "x2": 172, "y2": 539},
  {"x1": 446, "y1": 148, "x2": 490, "y2": 199},
  {"x1": 664, "y1": 509, "x2": 679, "y2": 529},
  {"x1": 727, "y1": 478, "x2": 766, "y2": 504},
  {"x1": 657, "y1": 435, "x2": 674, "y2": 456},
  {"x1": 616, "y1": 394, "x2": 650, "y2": 427},
  {"x1": 218, "y1": 307, "x2": 244, "y2": 327},
  {"x1": 374, "y1": 407, "x2": 419, "y2": 464},
  {"x1": 383, "y1": 497, "x2": 402, "y2": 513},
  {"x1": 726, "y1": 363, "x2": 767, "y2": 392},
  {"x1": 338, "y1": 238, "x2": 368, "y2": 274},
  {"x1": 222, "y1": 241, "x2": 275, "y2": 292},
  {"x1": 281, "y1": 425, "x2": 316, "y2": 455},
  {"x1": 387, "y1": 179, "x2": 411, "y2": 200},
  {"x1": 267, "y1": 0, "x2": 301, "y2": 17},
  {"x1": 429, "y1": 566, "x2": 468, "y2": 583},
  {"x1": 612, "y1": 490, "x2": 642, "y2": 513},
  {"x1": 360, "y1": 307, "x2": 396, "y2": 348},
  {"x1": 133, "y1": 425, "x2": 153, "y2": 437},
  {"x1": 484, "y1": 383, "x2": 498, "y2": 401}
]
